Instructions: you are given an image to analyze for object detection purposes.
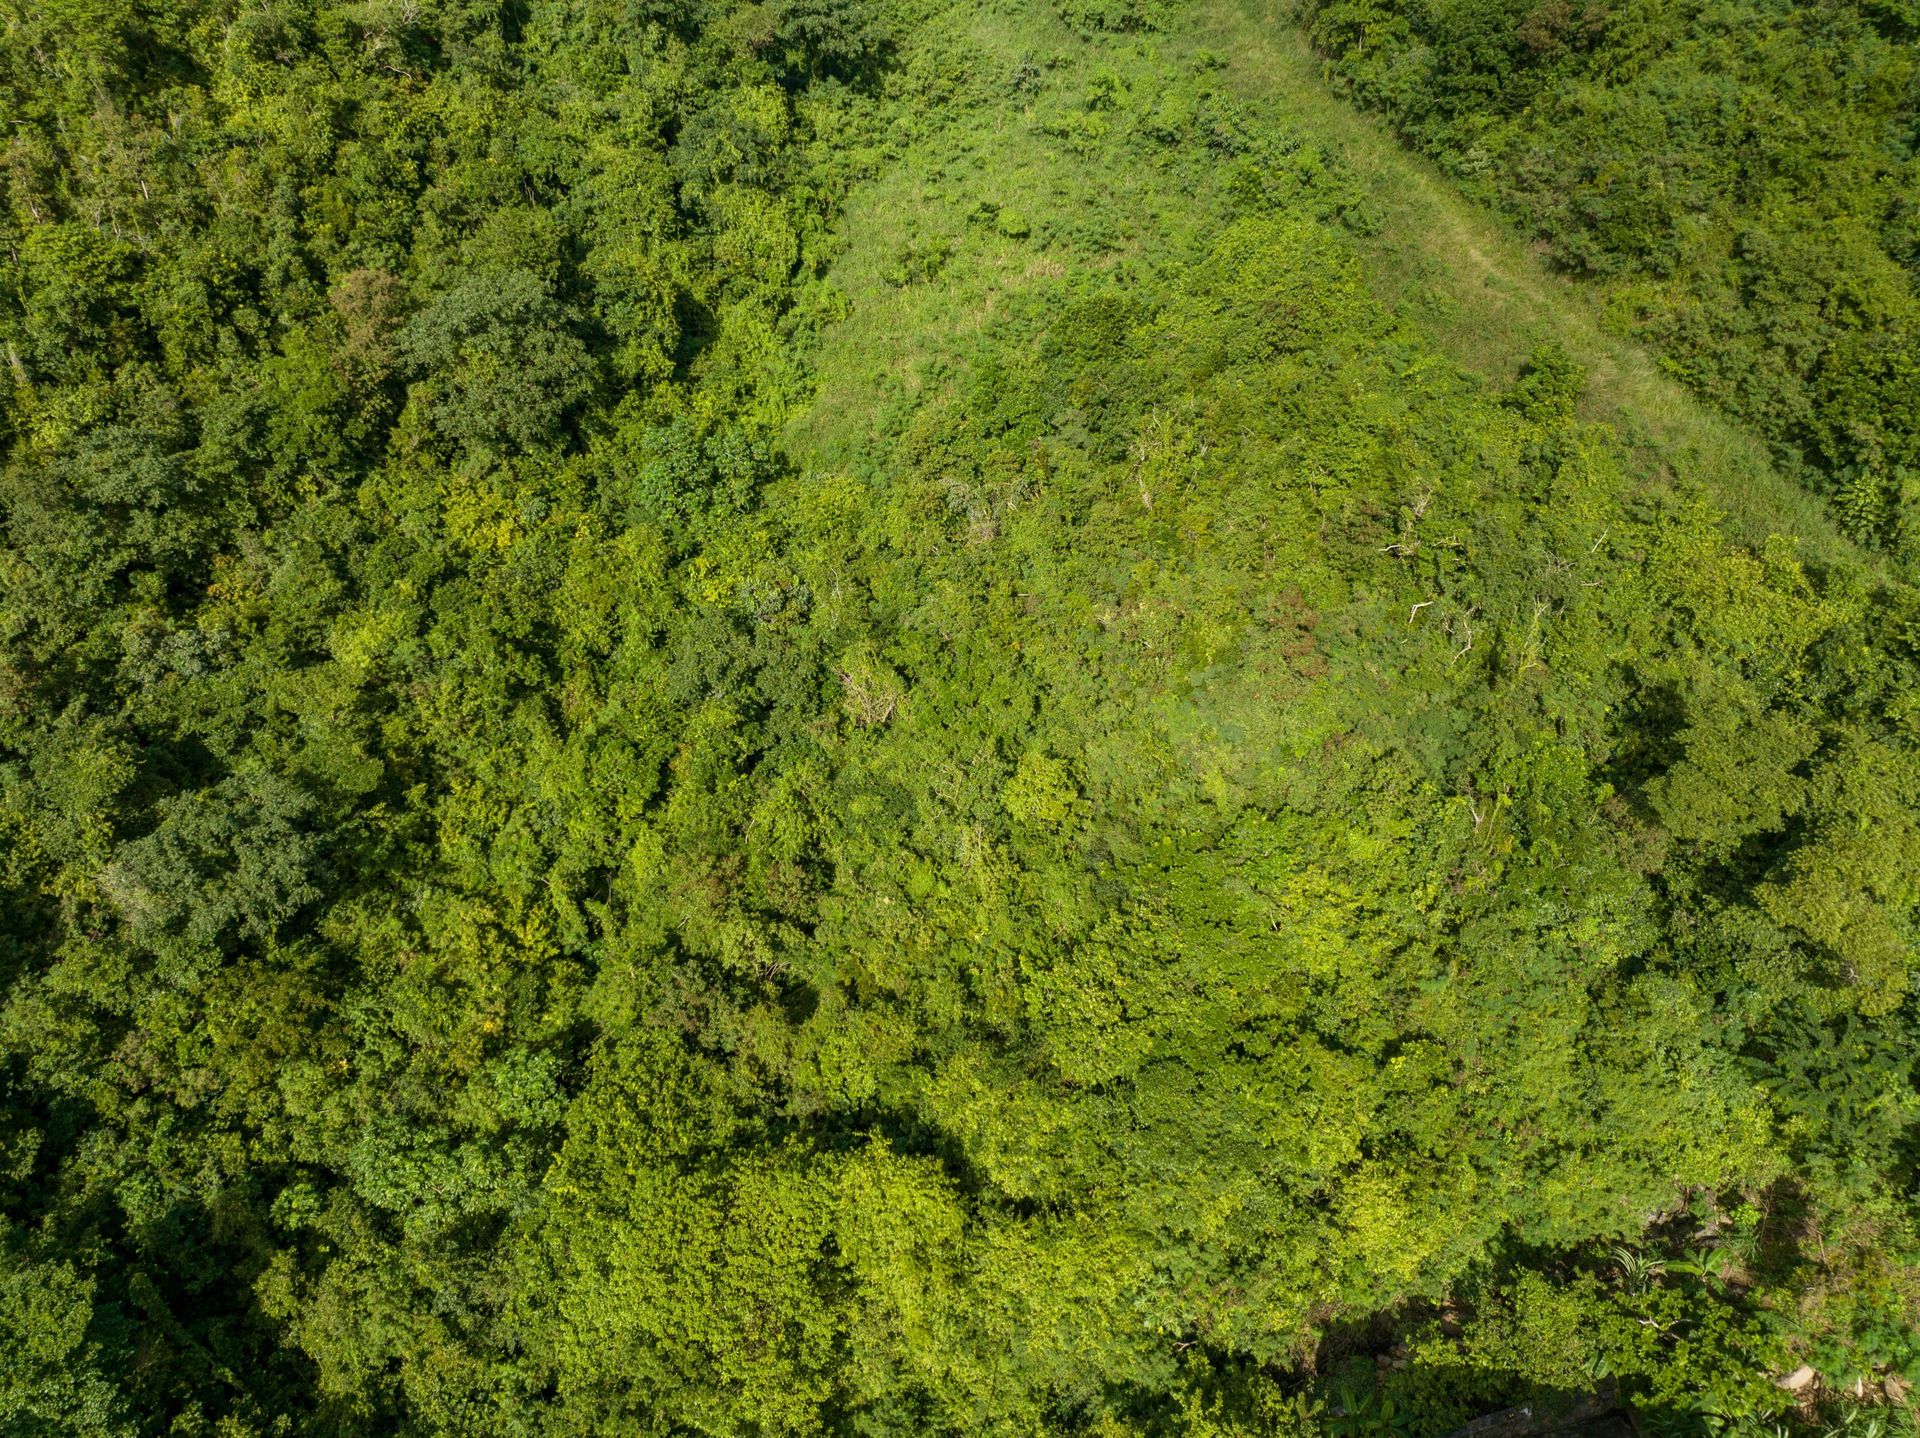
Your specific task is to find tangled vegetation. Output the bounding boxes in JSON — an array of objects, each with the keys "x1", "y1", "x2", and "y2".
[{"x1": 0, "y1": 0, "x2": 1915, "y2": 1434}]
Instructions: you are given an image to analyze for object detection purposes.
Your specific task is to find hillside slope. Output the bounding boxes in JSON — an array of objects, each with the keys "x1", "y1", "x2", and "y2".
[
  {"x1": 800, "y1": 0, "x2": 1867, "y2": 565},
  {"x1": 1299, "y1": 0, "x2": 1920, "y2": 555}
]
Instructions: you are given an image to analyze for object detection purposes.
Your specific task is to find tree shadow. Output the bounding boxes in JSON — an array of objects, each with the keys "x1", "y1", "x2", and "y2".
[{"x1": 1596, "y1": 673, "x2": 1687, "y2": 818}]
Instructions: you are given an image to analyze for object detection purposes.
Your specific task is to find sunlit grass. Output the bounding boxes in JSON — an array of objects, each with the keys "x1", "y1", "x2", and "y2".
[{"x1": 793, "y1": 0, "x2": 1869, "y2": 574}]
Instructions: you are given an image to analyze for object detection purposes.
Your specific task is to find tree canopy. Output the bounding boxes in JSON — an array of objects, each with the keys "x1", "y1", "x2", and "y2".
[{"x1": 0, "y1": 0, "x2": 1915, "y2": 1434}]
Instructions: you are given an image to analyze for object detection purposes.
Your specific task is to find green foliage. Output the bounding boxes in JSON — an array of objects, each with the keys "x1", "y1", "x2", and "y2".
[
  {"x1": 2, "y1": 0, "x2": 1917, "y2": 1434},
  {"x1": 399, "y1": 270, "x2": 598, "y2": 456},
  {"x1": 0, "y1": 1236, "x2": 133, "y2": 1437}
]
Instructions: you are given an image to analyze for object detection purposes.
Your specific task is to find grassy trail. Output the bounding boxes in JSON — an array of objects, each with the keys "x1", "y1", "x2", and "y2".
[{"x1": 793, "y1": 0, "x2": 1863, "y2": 568}]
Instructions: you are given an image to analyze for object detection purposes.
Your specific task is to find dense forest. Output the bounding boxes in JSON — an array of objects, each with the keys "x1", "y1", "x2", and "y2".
[{"x1": 0, "y1": 0, "x2": 1916, "y2": 1434}]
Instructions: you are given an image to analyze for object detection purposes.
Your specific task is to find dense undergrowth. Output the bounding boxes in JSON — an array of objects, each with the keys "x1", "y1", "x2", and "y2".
[
  {"x1": 0, "y1": 0, "x2": 1916, "y2": 1435},
  {"x1": 1299, "y1": 0, "x2": 1920, "y2": 557}
]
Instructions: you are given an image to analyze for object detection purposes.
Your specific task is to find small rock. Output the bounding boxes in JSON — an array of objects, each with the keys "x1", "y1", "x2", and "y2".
[{"x1": 1774, "y1": 1365, "x2": 1817, "y2": 1393}]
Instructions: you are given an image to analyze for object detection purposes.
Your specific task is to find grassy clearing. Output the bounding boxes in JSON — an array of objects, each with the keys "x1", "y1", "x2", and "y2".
[
  {"x1": 789, "y1": 2, "x2": 1226, "y2": 463},
  {"x1": 791, "y1": 0, "x2": 1868, "y2": 570}
]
